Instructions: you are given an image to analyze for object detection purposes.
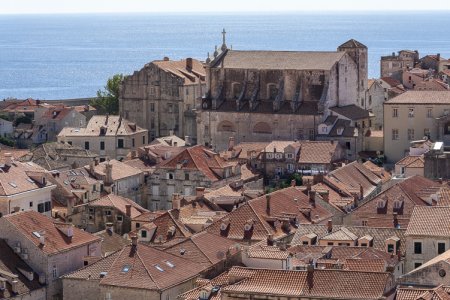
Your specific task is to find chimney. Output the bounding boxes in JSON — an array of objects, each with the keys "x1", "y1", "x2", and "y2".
[
  {"x1": 184, "y1": 136, "x2": 191, "y2": 146},
  {"x1": 125, "y1": 204, "x2": 132, "y2": 217},
  {"x1": 4, "y1": 153, "x2": 12, "y2": 167},
  {"x1": 359, "y1": 184, "x2": 364, "y2": 199},
  {"x1": 67, "y1": 196, "x2": 75, "y2": 215},
  {"x1": 309, "y1": 190, "x2": 316, "y2": 207},
  {"x1": 39, "y1": 234, "x2": 45, "y2": 246},
  {"x1": 94, "y1": 158, "x2": 99, "y2": 166},
  {"x1": 228, "y1": 136, "x2": 235, "y2": 151},
  {"x1": 392, "y1": 52, "x2": 395, "y2": 57},
  {"x1": 169, "y1": 129, "x2": 174, "y2": 136},
  {"x1": 89, "y1": 160, "x2": 95, "y2": 174},
  {"x1": 172, "y1": 193, "x2": 181, "y2": 210},
  {"x1": 267, "y1": 234, "x2": 274, "y2": 246},
  {"x1": 290, "y1": 179, "x2": 296, "y2": 187},
  {"x1": 163, "y1": 56, "x2": 169, "y2": 61},
  {"x1": 266, "y1": 194, "x2": 271, "y2": 215},
  {"x1": 437, "y1": 53, "x2": 441, "y2": 61},
  {"x1": 11, "y1": 280, "x2": 18, "y2": 294},
  {"x1": 196, "y1": 187, "x2": 205, "y2": 198},
  {"x1": 106, "y1": 222, "x2": 114, "y2": 234},
  {"x1": 327, "y1": 219, "x2": 333, "y2": 233},
  {"x1": 186, "y1": 57, "x2": 193, "y2": 70},
  {"x1": 105, "y1": 161, "x2": 113, "y2": 185},
  {"x1": 131, "y1": 234, "x2": 138, "y2": 246}
]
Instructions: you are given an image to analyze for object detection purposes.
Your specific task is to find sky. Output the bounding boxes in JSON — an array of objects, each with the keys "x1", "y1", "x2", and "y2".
[{"x1": 2, "y1": 0, "x2": 450, "y2": 14}]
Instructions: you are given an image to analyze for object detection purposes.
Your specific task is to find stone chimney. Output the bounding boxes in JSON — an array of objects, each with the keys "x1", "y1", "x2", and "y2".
[
  {"x1": 163, "y1": 56, "x2": 169, "y2": 61},
  {"x1": 266, "y1": 194, "x2": 271, "y2": 215},
  {"x1": 104, "y1": 160, "x2": 113, "y2": 186},
  {"x1": 309, "y1": 190, "x2": 316, "y2": 207},
  {"x1": 172, "y1": 193, "x2": 181, "y2": 210},
  {"x1": 290, "y1": 179, "x2": 296, "y2": 187},
  {"x1": 67, "y1": 196, "x2": 75, "y2": 215},
  {"x1": 11, "y1": 280, "x2": 18, "y2": 294},
  {"x1": 39, "y1": 233, "x2": 45, "y2": 246},
  {"x1": 359, "y1": 184, "x2": 364, "y2": 199},
  {"x1": 106, "y1": 222, "x2": 114, "y2": 234},
  {"x1": 186, "y1": 57, "x2": 193, "y2": 70},
  {"x1": 196, "y1": 187, "x2": 205, "y2": 198},
  {"x1": 4, "y1": 153, "x2": 12, "y2": 167},
  {"x1": 228, "y1": 136, "x2": 235, "y2": 151},
  {"x1": 437, "y1": 53, "x2": 441, "y2": 61},
  {"x1": 125, "y1": 204, "x2": 132, "y2": 217},
  {"x1": 327, "y1": 219, "x2": 333, "y2": 233},
  {"x1": 131, "y1": 234, "x2": 138, "y2": 246},
  {"x1": 267, "y1": 234, "x2": 274, "y2": 246}
]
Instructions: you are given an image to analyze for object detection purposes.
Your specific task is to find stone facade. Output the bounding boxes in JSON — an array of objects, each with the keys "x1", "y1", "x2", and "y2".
[
  {"x1": 381, "y1": 50, "x2": 419, "y2": 81},
  {"x1": 198, "y1": 37, "x2": 367, "y2": 152},
  {"x1": 366, "y1": 80, "x2": 387, "y2": 130},
  {"x1": 119, "y1": 58, "x2": 206, "y2": 142}
]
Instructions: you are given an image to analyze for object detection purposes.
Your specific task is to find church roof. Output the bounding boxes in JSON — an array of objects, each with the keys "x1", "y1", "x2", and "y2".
[
  {"x1": 217, "y1": 50, "x2": 346, "y2": 71},
  {"x1": 338, "y1": 39, "x2": 367, "y2": 49}
]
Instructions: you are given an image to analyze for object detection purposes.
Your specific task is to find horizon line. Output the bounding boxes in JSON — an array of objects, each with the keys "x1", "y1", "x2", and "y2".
[{"x1": 1, "y1": 9, "x2": 450, "y2": 15}]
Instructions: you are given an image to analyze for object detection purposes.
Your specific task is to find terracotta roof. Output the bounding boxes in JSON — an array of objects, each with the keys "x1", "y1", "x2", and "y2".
[
  {"x1": 94, "y1": 230, "x2": 130, "y2": 256},
  {"x1": 298, "y1": 141, "x2": 340, "y2": 164},
  {"x1": 178, "y1": 269, "x2": 231, "y2": 300},
  {"x1": 221, "y1": 266, "x2": 393, "y2": 299},
  {"x1": 163, "y1": 231, "x2": 237, "y2": 270},
  {"x1": 396, "y1": 286, "x2": 450, "y2": 300},
  {"x1": 151, "y1": 135, "x2": 186, "y2": 147},
  {"x1": 99, "y1": 243, "x2": 200, "y2": 291},
  {"x1": 158, "y1": 145, "x2": 233, "y2": 182},
  {"x1": 344, "y1": 258, "x2": 386, "y2": 272},
  {"x1": 132, "y1": 211, "x2": 165, "y2": 223},
  {"x1": 58, "y1": 115, "x2": 147, "y2": 137},
  {"x1": 40, "y1": 106, "x2": 75, "y2": 121},
  {"x1": 83, "y1": 194, "x2": 147, "y2": 219},
  {"x1": 291, "y1": 224, "x2": 406, "y2": 255},
  {"x1": 206, "y1": 186, "x2": 335, "y2": 242},
  {"x1": 329, "y1": 105, "x2": 373, "y2": 120},
  {"x1": 0, "y1": 160, "x2": 54, "y2": 196},
  {"x1": 152, "y1": 58, "x2": 205, "y2": 84},
  {"x1": 406, "y1": 206, "x2": 450, "y2": 237},
  {"x1": 381, "y1": 77, "x2": 402, "y2": 88},
  {"x1": 362, "y1": 161, "x2": 391, "y2": 184},
  {"x1": 216, "y1": 50, "x2": 347, "y2": 70},
  {"x1": 0, "y1": 239, "x2": 43, "y2": 298},
  {"x1": 264, "y1": 141, "x2": 299, "y2": 153},
  {"x1": 221, "y1": 142, "x2": 269, "y2": 160},
  {"x1": 1, "y1": 211, "x2": 100, "y2": 255},
  {"x1": 88, "y1": 159, "x2": 142, "y2": 181},
  {"x1": 63, "y1": 250, "x2": 121, "y2": 280},
  {"x1": 246, "y1": 241, "x2": 292, "y2": 260},
  {"x1": 385, "y1": 91, "x2": 450, "y2": 104}
]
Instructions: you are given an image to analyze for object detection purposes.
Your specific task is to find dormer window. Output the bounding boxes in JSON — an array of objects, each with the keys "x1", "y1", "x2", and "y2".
[
  {"x1": 337, "y1": 127, "x2": 344, "y2": 135},
  {"x1": 393, "y1": 198, "x2": 404, "y2": 213}
]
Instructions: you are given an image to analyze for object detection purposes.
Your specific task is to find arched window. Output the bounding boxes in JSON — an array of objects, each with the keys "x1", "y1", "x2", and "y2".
[
  {"x1": 217, "y1": 121, "x2": 235, "y2": 132},
  {"x1": 253, "y1": 122, "x2": 272, "y2": 134}
]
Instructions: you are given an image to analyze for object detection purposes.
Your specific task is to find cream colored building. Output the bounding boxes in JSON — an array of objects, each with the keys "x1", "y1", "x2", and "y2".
[
  {"x1": 384, "y1": 91, "x2": 450, "y2": 162},
  {"x1": 57, "y1": 115, "x2": 148, "y2": 161}
]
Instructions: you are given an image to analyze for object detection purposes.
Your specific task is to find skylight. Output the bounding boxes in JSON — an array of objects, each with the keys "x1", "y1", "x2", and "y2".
[
  {"x1": 154, "y1": 264, "x2": 164, "y2": 272},
  {"x1": 8, "y1": 182, "x2": 17, "y2": 188},
  {"x1": 164, "y1": 260, "x2": 175, "y2": 268},
  {"x1": 32, "y1": 231, "x2": 41, "y2": 238},
  {"x1": 122, "y1": 265, "x2": 131, "y2": 273},
  {"x1": 27, "y1": 178, "x2": 35, "y2": 183}
]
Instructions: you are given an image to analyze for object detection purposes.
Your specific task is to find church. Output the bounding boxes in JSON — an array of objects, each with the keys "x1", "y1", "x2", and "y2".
[{"x1": 198, "y1": 30, "x2": 370, "y2": 154}]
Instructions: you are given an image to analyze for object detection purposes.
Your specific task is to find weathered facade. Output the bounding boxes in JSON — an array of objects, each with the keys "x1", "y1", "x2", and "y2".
[
  {"x1": 381, "y1": 50, "x2": 419, "y2": 81},
  {"x1": 198, "y1": 35, "x2": 368, "y2": 151},
  {"x1": 119, "y1": 58, "x2": 206, "y2": 142}
]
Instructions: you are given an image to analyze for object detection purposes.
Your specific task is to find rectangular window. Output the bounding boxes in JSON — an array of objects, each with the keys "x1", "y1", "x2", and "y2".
[
  {"x1": 392, "y1": 129, "x2": 399, "y2": 140},
  {"x1": 105, "y1": 210, "x2": 112, "y2": 216},
  {"x1": 427, "y1": 108, "x2": 433, "y2": 118},
  {"x1": 29, "y1": 201, "x2": 33, "y2": 207},
  {"x1": 52, "y1": 266, "x2": 57, "y2": 279},
  {"x1": 38, "y1": 203, "x2": 44, "y2": 213},
  {"x1": 408, "y1": 108, "x2": 414, "y2": 118},
  {"x1": 346, "y1": 141, "x2": 351, "y2": 150},
  {"x1": 142, "y1": 135, "x2": 146, "y2": 144},
  {"x1": 308, "y1": 129, "x2": 314, "y2": 140},
  {"x1": 67, "y1": 141, "x2": 72, "y2": 145},
  {"x1": 414, "y1": 262, "x2": 422, "y2": 269},
  {"x1": 85, "y1": 141, "x2": 90, "y2": 150},
  {"x1": 118, "y1": 139, "x2": 124, "y2": 148},
  {"x1": 424, "y1": 128, "x2": 430, "y2": 138},
  {"x1": 387, "y1": 244, "x2": 395, "y2": 253},
  {"x1": 168, "y1": 103, "x2": 173, "y2": 113},
  {"x1": 136, "y1": 222, "x2": 140, "y2": 229},
  {"x1": 150, "y1": 103, "x2": 155, "y2": 112},
  {"x1": 44, "y1": 201, "x2": 51, "y2": 212},
  {"x1": 132, "y1": 138, "x2": 135, "y2": 147},
  {"x1": 185, "y1": 173, "x2": 189, "y2": 180},
  {"x1": 392, "y1": 108, "x2": 398, "y2": 118},
  {"x1": 141, "y1": 230, "x2": 147, "y2": 238},
  {"x1": 100, "y1": 141, "x2": 105, "y2": 150},
  {"x1": 438, "y1": 242, "x2": 446, "y2": 254},
  {"x1": 117, "y1": 215, "x2": 123, "y2": 222},
  {"x1": 408, "y1": 129, "x2": 415, "y2": 140},
  {"x1": 414, "y1": 242, "x2": 422, "y2": 254}
]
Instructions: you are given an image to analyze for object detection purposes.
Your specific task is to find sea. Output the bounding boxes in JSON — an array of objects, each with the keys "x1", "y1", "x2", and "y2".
[{"x1": 1, "y1": 12, "x2": 450, "y2": 100}]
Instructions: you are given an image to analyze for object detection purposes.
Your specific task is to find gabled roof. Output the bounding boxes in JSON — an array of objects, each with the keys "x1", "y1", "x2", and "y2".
[
  {"x1": 151, "y1": 58, "x2": 205, "y2": 84},
  {"x1": 83, "y1": 194, "x2": 148, "y2": 219},
  {"x1": 99, "y1": 243, "x2": 200, "y2": 291},
  {"x1": 217, "y1": 50, "x2": 346, "y2": 70},
  {"x1": 88, "y1": 159, "x2": 142, "y2": 181},
  {"x1": 406, "y1": 206, "x2": 450, "y2": 237},
  {"x1": 385, "y1": 91, "x2": 450, "y2": 105},
  {"x1": 163, "y1": 231, "x2": 237, "y2": 270},
  {"x1": 338, "y1": 39, "x2": 367, "y2": 49},
  {"x1": 396, "y1": 286, "x2": 450, "y2": 300},
  {"x1": 298, "y1": 141, "x2": 340, "y2": 164},
  {"x1": 321, "y1": 227, "x2": 358, "y2": 241},
  {"x1": 0, "y1": 239, "x2": 43, "y2": 298},
  {"x1": 380, "y1": 77, "x2": 403, "y2": 88},
  {"x1": 329, "y1": 105, "x2": 373, "y2": 120},
  {"x1": 1, "y1": 211, "x2": 100, "y2": 255}
]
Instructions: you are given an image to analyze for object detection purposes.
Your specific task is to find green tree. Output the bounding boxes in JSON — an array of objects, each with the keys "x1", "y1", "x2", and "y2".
[{"x1": 90, "y1": 74, "x2": 123, "y2": 114}]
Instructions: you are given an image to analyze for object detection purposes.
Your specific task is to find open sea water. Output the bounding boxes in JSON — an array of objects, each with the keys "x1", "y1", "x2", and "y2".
[{"x1": 1, "y1": 12, "x2": 450, "y2": 100}]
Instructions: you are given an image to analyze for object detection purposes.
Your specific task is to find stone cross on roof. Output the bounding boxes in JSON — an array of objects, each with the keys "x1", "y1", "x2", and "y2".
[{"x1": 221, "y1": 28, "x2": 227, "y2": 51}]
